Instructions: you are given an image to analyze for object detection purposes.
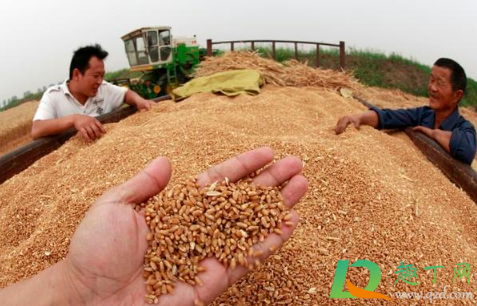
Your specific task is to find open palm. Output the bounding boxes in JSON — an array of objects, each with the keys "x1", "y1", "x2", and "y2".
[{"x1": 66, "y1": 147, "x2": 308, "y2": 305}]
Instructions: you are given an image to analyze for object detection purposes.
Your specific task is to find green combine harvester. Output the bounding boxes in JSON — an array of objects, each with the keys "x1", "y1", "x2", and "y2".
[{"x1": 117, "y1": 27, "x2": 209, "y2": 98}]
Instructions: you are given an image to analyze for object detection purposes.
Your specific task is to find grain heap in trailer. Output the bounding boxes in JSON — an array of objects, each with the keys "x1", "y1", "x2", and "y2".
[{"x1": 1, "y1": 43, "x2": 477, "y2": 305}]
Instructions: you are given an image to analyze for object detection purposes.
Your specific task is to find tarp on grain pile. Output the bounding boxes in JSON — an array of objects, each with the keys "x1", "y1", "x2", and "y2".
[
  {"x1": 172, "y1": 69, "x2": 264, "y2": 101},
  {"x1": 0, "y1": 53, "x2": 476, "y2": 305}
]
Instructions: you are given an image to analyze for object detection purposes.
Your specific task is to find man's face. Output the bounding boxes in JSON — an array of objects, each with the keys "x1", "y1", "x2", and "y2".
[
  {"x1": 428, "y1": 66, "x2": 461, "y2": 111},
  {"x1": 76, "y1": 56, "x2": 105, "y2": 97}
]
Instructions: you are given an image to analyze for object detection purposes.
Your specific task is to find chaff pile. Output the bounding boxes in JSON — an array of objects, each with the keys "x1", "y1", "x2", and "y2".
[{"x1": 194, "y1": 51, "x2": 362, "y2": 92}]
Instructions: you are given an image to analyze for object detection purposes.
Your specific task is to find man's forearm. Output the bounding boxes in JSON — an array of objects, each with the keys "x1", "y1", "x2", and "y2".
[
  {"x1": 0, "y1": 261, "x2": 78, "y2": 305},
  {"x1": 414, "y1": 127, "x2": 452, "y2": 153},
  {"x1": 124, "y1": 90, "x2": 155, "y2": 111},
  {"x1": 359, "y1": 110, "x2": 380, "y2": 128},
  {"x1": 124, "y1": 90, "x2": 141, "y2": 107},
  {"x1": 431, "y1": 129, "x2": 452, "y2": 153},
  {"x1": 31, "y1": 115, "x2": 77, "y2": 140}
]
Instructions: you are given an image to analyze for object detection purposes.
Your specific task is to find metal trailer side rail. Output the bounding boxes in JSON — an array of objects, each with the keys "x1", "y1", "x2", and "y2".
[
  {"x1": 0, "y1": 95, "x2": 171, "y2": 185},
  {"x1": 206, "y1": 39, "x2": 346, "y2": 70},
  {"x1": 353, "y1": 95, "x2": 477, "y2": 204}
]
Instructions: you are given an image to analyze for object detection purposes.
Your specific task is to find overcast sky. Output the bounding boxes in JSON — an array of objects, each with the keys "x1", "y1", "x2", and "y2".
[{"x1": 1, "y1": 0, "x2": 476, "y2": 105}]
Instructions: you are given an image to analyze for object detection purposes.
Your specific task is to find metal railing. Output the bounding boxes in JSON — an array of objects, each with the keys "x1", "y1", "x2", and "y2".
[{"x1": 206, "y1": 39, "x2": 346, "y2": 70}]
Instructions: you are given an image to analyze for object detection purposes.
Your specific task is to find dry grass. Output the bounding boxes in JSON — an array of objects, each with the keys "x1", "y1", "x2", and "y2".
[
  {"x1": 0, "y1": 85, "x2": 476, "y2": 305},
  {"x1": 0, "y1": 100, "x2": 38, "y2": 156},
  {"x1": 195, "y1": 52, "x2": 363, "y2": 93}
]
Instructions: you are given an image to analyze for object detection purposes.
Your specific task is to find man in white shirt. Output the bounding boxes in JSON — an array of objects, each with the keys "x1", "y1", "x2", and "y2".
[{"x1": 32, "y1": 44, "x2": 155, "y2": 142}]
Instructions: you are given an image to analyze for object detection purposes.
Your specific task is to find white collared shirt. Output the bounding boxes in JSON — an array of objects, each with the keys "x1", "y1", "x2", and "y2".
[{"x1": 33, "y1": 80, "x2": 127, "y2": 121}]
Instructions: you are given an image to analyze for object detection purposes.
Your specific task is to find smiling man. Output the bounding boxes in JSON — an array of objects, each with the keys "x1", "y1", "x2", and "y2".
[
  {"x1": 31, "y1": 44, "x2": 155, "y2": 142},
  {"x1": 335, "y1": 58, "x2": 476, "y2": 165}
]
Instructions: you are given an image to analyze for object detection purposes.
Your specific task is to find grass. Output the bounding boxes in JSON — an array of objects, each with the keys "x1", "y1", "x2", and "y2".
[
  {"x1": 0, "y1": 92, "x2": 43, "y2": 112},
  {"x1": 104, "y1": 68, "x2": 142, "y2": 81},
  {"x1": 465, "y1": 78, "x2": 477, "y2": 108}
]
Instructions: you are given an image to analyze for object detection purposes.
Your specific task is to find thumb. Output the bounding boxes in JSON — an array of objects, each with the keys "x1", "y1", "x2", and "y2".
[
  {"x1": 99, "y1": 157, "x2": 172, "y2": 205},
  {"x1": 335, "y1": 117, "x2": 347, "y2": 134}
]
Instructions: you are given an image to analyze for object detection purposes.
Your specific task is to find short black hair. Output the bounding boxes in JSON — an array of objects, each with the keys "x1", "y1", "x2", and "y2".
[
  {"x1": 434, "y1": 58, "x2": 467, "y2": 95},
  {"x1": 69, "y1": 44, "x2": 108, "y2": 80}
]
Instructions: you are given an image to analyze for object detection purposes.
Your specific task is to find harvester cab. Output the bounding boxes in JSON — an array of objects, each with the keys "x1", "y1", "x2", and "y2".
[{"x1": 118, "y1": 27, "x2": 202, "y2": 99}]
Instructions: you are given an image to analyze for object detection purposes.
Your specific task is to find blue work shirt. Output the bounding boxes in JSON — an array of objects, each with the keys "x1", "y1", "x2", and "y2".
[{"x1": 370, "y1": 105, "x2": 476, "y2": 165}]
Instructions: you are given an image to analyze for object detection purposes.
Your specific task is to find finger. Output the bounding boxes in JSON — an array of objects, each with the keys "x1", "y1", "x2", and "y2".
[
  {"x1": 95, "y1": 120, "x2": 106, "y2": 134},
  {"x1": 79, "y1": 128, "x2": 91, "y2": 142},
  {"x1": 89, "y1": 123, "x2": 103, "y2": 139},
  {"x1": 99, "y1": 156, "x2": 172, "y2": 205},
  {"x1": 279, "y1": 174, "x2": 308, "y2": 209},
  {"x1": 227, "y1": 211, "x2": 300, "y2": 284},
  {"x1": 335, "y1": 118, "x2": 343, "y2": 134},
  {"x1": 196, "y1": 147, "x2": 274, "y2": 187},
  {"x1": 185, "y1": 211, "x2": 300, "y2": 306},
  {"x1": 412, "y1": 127, "x2": 422, "y2": 133},
  {"x1": 252, "y1": 156, "x2": 303, "y2": 187},
  {"x1": 352, "y1": 118, "x2": 360, "y2": 130},
  {"x1": 155, "y1": 184, "x2": 305, "y2": 305},
  {"x1": 335, "y1": 117, "x2": 348, "y2": 134},
  {"x1": 83, "y1": 125, "x2": 96, "y2": 140}
]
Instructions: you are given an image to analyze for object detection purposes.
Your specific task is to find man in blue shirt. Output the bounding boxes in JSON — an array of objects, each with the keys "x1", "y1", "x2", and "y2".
[{"x1": 335, "y1": 58, "x2": 476, "y2": 165}]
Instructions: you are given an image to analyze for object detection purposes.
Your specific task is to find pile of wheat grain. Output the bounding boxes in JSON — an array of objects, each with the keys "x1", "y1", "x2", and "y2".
[
  {"x1": 0, "y1": 100, "x2": 38, "y2": 156},
  {"x1": 0, "y1": 85, "x2": 476, "y2": 305},
  {"x1": 195, "y1": 51, "x2": 362, "y2": 93},
  {"x1": 142, "y1": 178, "x2": 290, "y2": 304}
]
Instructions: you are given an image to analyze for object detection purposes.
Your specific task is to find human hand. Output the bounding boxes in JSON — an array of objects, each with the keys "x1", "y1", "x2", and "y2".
[
  {"x1": 335, "y1": 114, "x2": 361, "y2": 134},
  {"x1": 136, "y1": 98, "x2": 156, "y2": 111},
  {"x1": 412, "y1": 126, "x2": 434, "y2": 138},
  {"x1": 73, "y1": 114, "x2": 106, "y2": 142},
  {"x1": 62, "y1": 147, "x2": 307, "y2": 305}
]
